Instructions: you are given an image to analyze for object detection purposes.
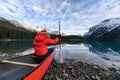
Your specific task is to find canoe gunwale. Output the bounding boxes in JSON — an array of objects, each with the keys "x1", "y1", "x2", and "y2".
[
  {"x1": 0, "y1": 48, "x2": 55, "y2": 80},
  {"x1": 21, "y1": 48, "x2": 55, "y2": 80}
]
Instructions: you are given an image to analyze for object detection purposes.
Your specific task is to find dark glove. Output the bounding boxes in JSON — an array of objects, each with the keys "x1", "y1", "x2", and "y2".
[{"x1": 58, "y1": 35, "x2": 61, "y2": 38}]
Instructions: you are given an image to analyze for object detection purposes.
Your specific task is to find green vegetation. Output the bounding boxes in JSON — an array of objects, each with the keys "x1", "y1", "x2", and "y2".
[
  {"x1": 50, "y1": 34, "x2": 83, "y2": 40},
  {"x1": 0, "y1": 26, "x2": 83, "y2": 40},
  {"x1": 0, "y1": 26, "x2": 37, "y2": 39},
  {"x1": 61, "y1": 35, "x2": 83, "y2": 40}
]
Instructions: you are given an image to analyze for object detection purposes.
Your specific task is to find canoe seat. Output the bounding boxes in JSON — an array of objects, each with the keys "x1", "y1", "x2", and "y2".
[{"x1": 32, "y1": 48, "x2": 54, "y2": 58}]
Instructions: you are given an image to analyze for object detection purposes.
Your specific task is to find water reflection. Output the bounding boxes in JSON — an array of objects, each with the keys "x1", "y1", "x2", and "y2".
[
  {"x1": 0, "y1": 41, "x2": 33, "y2": 53},
  {"x1": 55, "y1": 41, "x2": 120, "y2": 69},
  {"x1": 58, "y1": 44, "x2": 64, "y2": 63},
  {"x1": 84, "y1": 41, "x2": 120, "y2": 54},
  {"x1": 0, "y1": 40, "x2": 120, "y2": 69},
  {"x1": 84, "y1": 41, "x2": 120, "y2": 61}
]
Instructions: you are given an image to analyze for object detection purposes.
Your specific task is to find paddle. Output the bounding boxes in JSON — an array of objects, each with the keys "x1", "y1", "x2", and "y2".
[
  {"x1": 0, "y1": 60, "x2": 38, "y2": 67},
  {"x1": 58, "y1": 21, "x2": 64, "y2": 63}
]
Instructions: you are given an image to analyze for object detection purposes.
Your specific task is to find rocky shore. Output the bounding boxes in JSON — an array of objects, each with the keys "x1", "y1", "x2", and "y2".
[{"x1": 43, "y1": 60, "x2": 120, "y2": 80}]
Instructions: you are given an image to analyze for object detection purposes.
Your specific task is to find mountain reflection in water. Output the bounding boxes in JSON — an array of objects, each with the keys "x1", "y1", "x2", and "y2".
[
  {"x1": 0, "y1": 41, "x2": 33, "y2": 59},
  {"x1": 0, "y1": 41, "x2": 33, "y2": 53},
  {"x1": 55, "y1": 41, "x2": 120, "y2": 69},
  {"x1": 0, "y1": 40, "x2": 120, "y2": 69}
]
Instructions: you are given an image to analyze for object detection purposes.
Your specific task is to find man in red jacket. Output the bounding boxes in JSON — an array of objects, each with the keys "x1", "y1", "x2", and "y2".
[{"x1": 33, "y1": 29, "x2": 60, "y2": 56}]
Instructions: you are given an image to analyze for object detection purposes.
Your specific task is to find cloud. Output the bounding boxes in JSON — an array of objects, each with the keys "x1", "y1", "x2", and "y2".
[{"x1": 0, "y1": 0, "x2": 120, "y2": 35}]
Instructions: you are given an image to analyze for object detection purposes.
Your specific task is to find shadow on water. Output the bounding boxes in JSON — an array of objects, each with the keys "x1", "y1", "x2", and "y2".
[{"x1": 0, "y1": 41, "x2": 33, "y2": 53}]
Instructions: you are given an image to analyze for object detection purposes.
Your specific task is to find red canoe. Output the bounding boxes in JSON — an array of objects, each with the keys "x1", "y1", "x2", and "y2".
[{"x1": 0, "y1": 48, "x2": 55, "y2": 80}]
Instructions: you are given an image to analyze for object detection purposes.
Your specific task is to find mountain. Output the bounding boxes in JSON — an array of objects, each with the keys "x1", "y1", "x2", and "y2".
[
  {"x1": 0, "y1": 17, "x2": 82, "y2": 39},
  {"x1": 0, "y1": 17, "x2": 38, "y2": 39},
  {"x1": 0, "y1": 17, "x2": 38, "y2": 32},
  {"x1": 84, "y1": 18, "x2": 120, "y2": 40}
]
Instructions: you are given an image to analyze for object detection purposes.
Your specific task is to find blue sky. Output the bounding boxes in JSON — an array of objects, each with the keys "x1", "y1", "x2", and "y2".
[{"x1": 0, "y1": 0, "x2": 120, "y2": 35}]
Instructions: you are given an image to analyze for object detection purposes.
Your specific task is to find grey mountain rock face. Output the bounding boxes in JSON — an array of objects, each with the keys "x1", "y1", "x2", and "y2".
[
  {"x1": 0, "y1": 17, "x2": 36, "y2": 32},
  {"x1": 84, "y1": 18, "x2": 120, "y2": 40}
]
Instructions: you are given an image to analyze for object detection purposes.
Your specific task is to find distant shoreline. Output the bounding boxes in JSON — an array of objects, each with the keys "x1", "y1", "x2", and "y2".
[
  {"x1": 0, "y1": 39, "x2": 119, "y2": 41},
  {"x1": 0, "y1": 39, "x2": 33, "y2": 41},
  {"x1": 0, "y1": 39, "x2": 84, "y2": 41}
]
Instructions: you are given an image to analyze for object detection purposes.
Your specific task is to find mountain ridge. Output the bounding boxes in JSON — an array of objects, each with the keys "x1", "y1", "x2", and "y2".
[
  {"x1": 0, "y1": 17, "x2": 38, "y2": 39},
  {"x1": 0, "y1": 17, "x2": 38, "y2": 32},
  {"x1": 84, "y1": 18, "x2": 120, "y2": 40}
]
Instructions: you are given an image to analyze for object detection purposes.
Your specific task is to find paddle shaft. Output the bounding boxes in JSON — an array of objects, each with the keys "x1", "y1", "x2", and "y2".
[
  {"x1": 58, "y1": 21, "x2": 62, "y2": 49},
  {"x1": 58, "y1": 21, "x2": 64, "y2": 63},
  {"x1": 1, "y1": 60, "x2": 38, "y2": 67},
  {"x1": 59, "y1": 21, "x2": 61, "y2": 36}
]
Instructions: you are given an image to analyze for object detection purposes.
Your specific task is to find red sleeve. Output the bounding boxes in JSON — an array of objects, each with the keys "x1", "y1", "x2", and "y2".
[{"x1": 47, "y1": 37, "x2": 59, "y2": 45}]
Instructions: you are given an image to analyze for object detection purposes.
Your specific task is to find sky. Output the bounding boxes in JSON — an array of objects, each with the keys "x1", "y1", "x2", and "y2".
[{"x1": 0, "y1": 0, "x2": 120, "y2": 35}]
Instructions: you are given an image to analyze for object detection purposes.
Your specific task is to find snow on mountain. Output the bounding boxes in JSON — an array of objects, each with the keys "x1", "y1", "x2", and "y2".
[
  {"x1": 0, "y1": 17, "x2": 42, "y2": 32},
  {"x1": 33, "y1": 26, "x2": 43, "y2": 32},
  {"x1": 0, "y1": 17, "x2": 65, "y2": 35},
  {"x1": 84, "y1": 18, "x2": 120, "y2": 40},
  {"x1": 9, "y1": 20, "x2": 40, "y2": 32},
  {"x1": 92, "y1": 18, "x2": 120, "y2": 32}
]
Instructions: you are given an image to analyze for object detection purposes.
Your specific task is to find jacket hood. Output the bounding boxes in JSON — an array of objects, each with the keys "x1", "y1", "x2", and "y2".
[{"x1": 34, "y1": 33, "x2": 50, "y2": 42}]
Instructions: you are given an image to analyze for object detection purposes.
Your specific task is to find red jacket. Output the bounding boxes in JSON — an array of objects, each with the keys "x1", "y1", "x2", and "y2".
[{"x1": 33, "y1": 32, "x2": 59, "y2": 56}]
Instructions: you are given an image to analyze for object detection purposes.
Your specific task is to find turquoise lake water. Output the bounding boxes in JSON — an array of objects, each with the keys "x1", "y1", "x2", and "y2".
[{"x1": 0, "y1": 40, "x2": 120, "y2": 69}]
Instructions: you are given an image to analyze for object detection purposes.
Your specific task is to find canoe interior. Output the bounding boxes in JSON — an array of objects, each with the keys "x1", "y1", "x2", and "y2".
[{"x1": 0, "y1": 48, "x2": 54, "y2": 80}]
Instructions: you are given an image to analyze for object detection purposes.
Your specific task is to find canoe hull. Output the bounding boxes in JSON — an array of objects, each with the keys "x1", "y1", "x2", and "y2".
[
  {"x1": 23, "y1": 50, "x2": 55, "y2": 80},
  {"x1": 0, "y1": 48, "x2": 55, "y2": 80}
]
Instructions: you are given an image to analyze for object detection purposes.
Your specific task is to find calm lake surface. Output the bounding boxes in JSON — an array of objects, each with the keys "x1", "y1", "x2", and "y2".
[{"x1": 0, "y1": 40, "x2": 120, "y2": 69}]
